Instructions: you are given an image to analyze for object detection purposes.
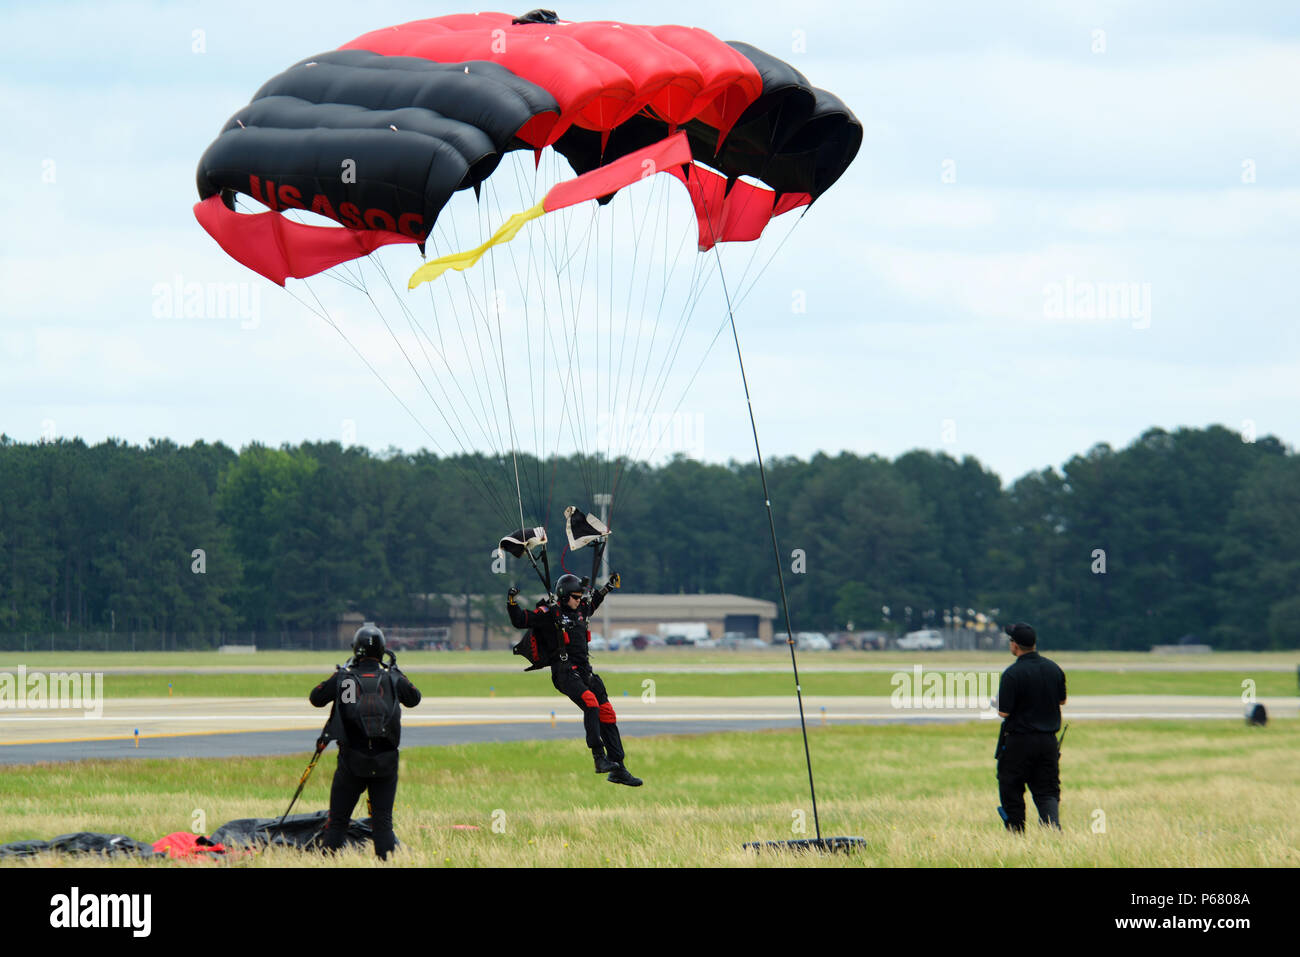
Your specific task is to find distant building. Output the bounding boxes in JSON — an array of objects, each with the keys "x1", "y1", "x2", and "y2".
[
  {"x1": 586, "y1": 593, "x2": 778, "y2": 642},
  {"x1": 337, "y1": 593, "x2": 778, "y2": 650}
]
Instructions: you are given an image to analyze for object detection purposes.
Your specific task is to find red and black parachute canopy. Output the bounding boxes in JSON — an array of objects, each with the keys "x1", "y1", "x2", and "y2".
[{"x1": 195, "y1": 9, "x2": 861, "y2": 284}]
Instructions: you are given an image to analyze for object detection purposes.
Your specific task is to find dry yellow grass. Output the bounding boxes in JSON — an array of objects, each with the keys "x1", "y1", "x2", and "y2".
[{"x1": 3, "y1": 721, "x2": 1296, "y2": 867}]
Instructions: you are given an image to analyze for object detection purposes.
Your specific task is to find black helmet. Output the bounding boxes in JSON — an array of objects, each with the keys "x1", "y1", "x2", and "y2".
[
  {"x1": 352, "y1": 622, "x2": 385, "y2": 659},
  {"x1": 555, "y1": 574, "x2": 584, "y2": 600}
]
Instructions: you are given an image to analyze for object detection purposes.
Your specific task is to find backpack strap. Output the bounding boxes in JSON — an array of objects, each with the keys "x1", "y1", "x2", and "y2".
[{"x1": 325, "y1": 664, "x2": 350, "y2": 745}]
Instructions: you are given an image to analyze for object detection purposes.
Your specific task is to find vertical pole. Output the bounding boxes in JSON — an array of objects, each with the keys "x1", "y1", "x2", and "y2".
[{"x1": 709, "y1": 244, "x2": 823, "y2": 843}]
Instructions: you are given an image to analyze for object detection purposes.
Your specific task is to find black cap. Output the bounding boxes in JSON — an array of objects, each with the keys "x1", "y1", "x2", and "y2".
[{"x1": 1004, "y1": 622, "x2": 1037, "y2": 647}]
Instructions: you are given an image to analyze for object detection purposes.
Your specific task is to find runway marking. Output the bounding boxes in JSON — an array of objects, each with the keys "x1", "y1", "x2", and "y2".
[
  {"x1": 0, "y1": 718, "x2": 545, "y2": 748},
  {"x1": 0, "y1": 725, "x2": 308, "y2": 747}
]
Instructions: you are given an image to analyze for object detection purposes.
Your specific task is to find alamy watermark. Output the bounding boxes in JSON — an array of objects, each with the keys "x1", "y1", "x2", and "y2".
[
  {"x1": 50, "y1": 887, "x2": 150, "y2": 937},
  {"x1": 890, "y1": 666, "x2": 999, "y2": 718},
  {"x1": 151, "y1": 274, "x2": 261, "y2": 329},
  {"x1": 1042, "y1": 276, "x2": 1151, "y2": 328},
  {"x1": 0, "y1": 667, "x2": 104, "y2": 718},
  {"x1": 596, "y1": 409, "x2": 703, "y2": 459}
]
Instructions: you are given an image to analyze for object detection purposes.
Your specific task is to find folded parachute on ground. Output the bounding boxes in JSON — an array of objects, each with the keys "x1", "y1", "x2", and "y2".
[
  {"x1": 209, "y1": 810, "x2": 374, "y2": 850},
  {"x1": 0, "y1": 832, "x2": 156, "y2": 859},
  {"x1": 0, "y1": 811, "x2": 375, "y2": 859},
  {"x1": 193, "y1": 9, "x2": 861, "y2": 286}
]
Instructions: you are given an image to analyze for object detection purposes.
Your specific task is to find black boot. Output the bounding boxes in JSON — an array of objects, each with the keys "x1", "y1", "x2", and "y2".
[
  {"x1": 606, "y1": 763, "x2": 643, "y2": 787},
  {"x1": 593, "y1": 752, "x2": 619, "y2": 774}
]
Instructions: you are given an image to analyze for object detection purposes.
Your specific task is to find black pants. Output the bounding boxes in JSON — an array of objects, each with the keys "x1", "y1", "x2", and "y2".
[
  {"x1": 321, "y1": 748, "x2": 400, "y2": 859},
  {"x1": 551, "y1": 661, "x2": 624, "y2": 763},
  {"x1": 997, "y1": 732, "x2": 1060, "y2": 831}
]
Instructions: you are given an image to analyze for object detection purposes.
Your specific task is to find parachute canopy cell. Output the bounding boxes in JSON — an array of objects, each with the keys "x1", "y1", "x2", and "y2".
[{"x1": 193, "y1": 10, "x2": 861, "y2": 284}]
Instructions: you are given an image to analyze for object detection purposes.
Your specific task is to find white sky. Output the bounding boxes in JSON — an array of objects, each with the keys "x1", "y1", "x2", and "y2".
[{"x1": 1, "y1": 1, "x2": 1297, "y2": 486}]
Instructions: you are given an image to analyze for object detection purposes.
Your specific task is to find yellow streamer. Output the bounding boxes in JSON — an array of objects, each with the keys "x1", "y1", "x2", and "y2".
[{"x1": 407, "y1": 201, "x2": 547, "y2": 290}]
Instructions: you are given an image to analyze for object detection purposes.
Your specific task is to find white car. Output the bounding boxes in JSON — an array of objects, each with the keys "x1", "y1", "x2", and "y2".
[
  {"x1": 897, "y1": 629, "x2": 945, "y2": 651},
  {"x1": 795, "y1": 632, "x2": 831, "y2": 650}
]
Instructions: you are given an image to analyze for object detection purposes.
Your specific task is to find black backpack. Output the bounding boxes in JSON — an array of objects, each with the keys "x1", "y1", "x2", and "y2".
[
  {"x1": 512, "y1": 612, "x2": 560, "y2": 672},
  {"x1": 329, "y1": 663, "x2": 401, "y2": 746}
]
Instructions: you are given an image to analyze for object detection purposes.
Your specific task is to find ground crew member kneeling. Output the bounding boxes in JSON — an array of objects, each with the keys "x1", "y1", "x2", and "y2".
[
  {"x1": 995, "y1": 622, "x2": 1067, "y2": 832},
  {"x1": 310, "y1": 623, "x2": 421, "y2": 859}
]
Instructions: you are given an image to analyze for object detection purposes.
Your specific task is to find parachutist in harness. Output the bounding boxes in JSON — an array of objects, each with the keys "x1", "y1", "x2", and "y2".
[
  {"x1": 308, "y1": 623, "x2": 422, "y2": 859},
  {"x1": 508, "y1": 572, "x2": 642, "y2": 786}
]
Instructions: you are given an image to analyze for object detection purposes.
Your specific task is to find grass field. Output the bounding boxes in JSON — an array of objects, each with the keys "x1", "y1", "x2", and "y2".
[
  {"x1": 26, "y1": 669, "x2": 1299, "y2": 698},
  {"x1": 3, "y1": 721, "x2": 1297, "y2": 867}
]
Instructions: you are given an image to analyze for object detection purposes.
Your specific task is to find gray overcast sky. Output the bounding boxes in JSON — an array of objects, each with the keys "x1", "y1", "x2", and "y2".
[{"x1": 2, "y1": 1, "x2": 1297, "y2": 486}]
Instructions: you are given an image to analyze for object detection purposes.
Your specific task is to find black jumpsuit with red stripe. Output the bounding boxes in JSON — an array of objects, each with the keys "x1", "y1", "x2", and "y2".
[{"x1": 508, "y1": 593, "x2": 624, "y2": 764}]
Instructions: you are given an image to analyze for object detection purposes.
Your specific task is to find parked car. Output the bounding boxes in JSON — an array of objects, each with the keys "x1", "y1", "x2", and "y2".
[
  {"x1": 795, "y1": 632, "x2": 831, "y2": 651},
  {"x1": 719, "y1": 632, "x2": 750, "y2": 649},
  {"x1": 664, "y1": 635, "x2": 695, "y2": 646},
  {"x1": 897, "y1": 629, "x2": 945, "y2": 651},
  {"x1": 856, "y1": 631, "x2": 888, "y2": 651}
]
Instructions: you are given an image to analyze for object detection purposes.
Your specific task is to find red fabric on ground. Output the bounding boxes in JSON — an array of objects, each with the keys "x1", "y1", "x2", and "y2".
[{"x1": 152, "y1": 832, "x2": 227, "y2": 859}]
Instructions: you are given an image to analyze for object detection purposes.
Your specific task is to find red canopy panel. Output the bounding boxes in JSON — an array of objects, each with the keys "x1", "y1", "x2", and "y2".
[
  {"x1": 669, "y1": 165, "x2": 811, "y2": 251},
  {"x1": 342, "y1": 12, "x2": 762, "y2": 146},
  {"x1": 193, "y1": 196, "x2": 418, "y2": 286}
]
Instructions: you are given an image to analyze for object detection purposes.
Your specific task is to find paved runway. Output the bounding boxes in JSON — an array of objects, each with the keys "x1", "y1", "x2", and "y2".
[
  {"x1": 0, "y1": 719, "x2": 847, "y2": 764},
  {"x1": 0, "y1": 694, "x2": 1293, "y2": 764}
]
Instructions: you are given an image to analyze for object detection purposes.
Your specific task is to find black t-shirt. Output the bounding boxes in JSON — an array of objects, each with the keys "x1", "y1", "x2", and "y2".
[{"x1": 997, "y1": 651, "x2": 1067, "y2": 733}]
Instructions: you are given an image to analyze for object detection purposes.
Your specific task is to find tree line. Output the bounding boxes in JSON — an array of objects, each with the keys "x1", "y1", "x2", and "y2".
[{"x1": 0, "y1": 425, "x2": 1295, "y2": 649}]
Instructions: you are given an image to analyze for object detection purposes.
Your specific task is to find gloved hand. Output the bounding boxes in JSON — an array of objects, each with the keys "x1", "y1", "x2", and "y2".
[
  {"x1": 601, "y1": 571, "x2": 621, "y2": 595},
  {"x1": 507, "y1": 585, "x2": 519, "y2": 605}
]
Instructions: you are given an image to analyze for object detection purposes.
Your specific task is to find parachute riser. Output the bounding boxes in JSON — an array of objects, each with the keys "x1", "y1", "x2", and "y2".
[
  {"x1": 589, "y1": 538, "x2": 607, "y2": 593},
  {"x1": 526, "y1": 546, "x2": 553, "y2": 597}
]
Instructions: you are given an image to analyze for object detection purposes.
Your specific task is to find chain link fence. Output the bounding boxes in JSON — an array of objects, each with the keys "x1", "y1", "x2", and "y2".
[{"x1": 0, "y1": 631, "x2": 345, "y2": 653}]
